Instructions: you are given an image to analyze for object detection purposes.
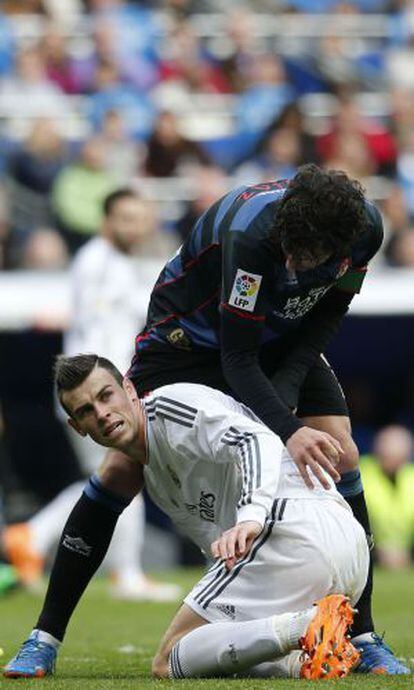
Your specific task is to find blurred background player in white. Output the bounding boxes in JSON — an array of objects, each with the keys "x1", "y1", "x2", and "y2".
[{"x1": 3, "y1": 188, "x2": 181, "y2": 601}]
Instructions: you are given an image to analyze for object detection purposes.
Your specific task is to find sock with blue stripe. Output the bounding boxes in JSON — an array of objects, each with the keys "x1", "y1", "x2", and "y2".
[
  {"x1": 338, "y1": 469, "x2": 374, "y2": 636},
  {"x1": 36, "y1": 475, "x2": 131, "y2": 641}
]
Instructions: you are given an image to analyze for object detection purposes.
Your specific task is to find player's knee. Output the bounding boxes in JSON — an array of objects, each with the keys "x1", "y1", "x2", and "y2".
[
  {"x1": 98, "y1": 451, "x2": 140, "y2": 499},
  {"x1": 151, "y1": 653, "x2": 169, "y2": 679}
]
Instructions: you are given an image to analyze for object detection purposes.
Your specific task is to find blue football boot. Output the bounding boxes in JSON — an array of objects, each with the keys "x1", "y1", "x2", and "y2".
[
  {"x1": 353, "y1": 633, "x2": 411, "y2": 675},
  {"x1": 3, "y1": 631, "x2": 57, "y2": 678}
]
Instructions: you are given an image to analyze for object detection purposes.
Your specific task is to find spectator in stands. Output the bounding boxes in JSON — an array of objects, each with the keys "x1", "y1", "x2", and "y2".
[
  {"x1": 20, "y1": 228, "x2": 69, "y2": 271},
  {"x1": 71, "y1": 16, "x2": 159, "y2": 94},
  {"x1": 1, "y1": 1, "x2": 43, "y2": 12},
  {"x1": 390, "y1": 88, "x2": 414, "y2": 147},
  {"x1": 323, "y1": 131, "x2": 376, "y2": 179},
  {"x1": 233, "y1": 126, "x2": 301, "y2": 186},
  {"x1": 234, "y1": 53, "x2": 294, "y2": 137},
  {"x1": 219, "y1": 8, "x2": 261, "y2": 94},
  {"x1": 87, "y1": 0, "x2": 161, "y2": 85},
  {"x1": 360, "y1": 425, "x2": 414, "y2": 569},
  {"x1": 158, "y1": 19, "x2": 230, "y2": 96},
  {"x1": 174, "y1": 164, "x2": 228, "y2": 240},
  {"x1": 98, "y1": 109, "x2": 143, "y2": 183},
  {"x1": 40, "y1": 23, "x2": 80, "y2": 95},
  {"x1": 5, "y1": 119, "x2": 70, "y2": 267},
  {"x1": 317, "y1": 93, "x2": 397, "y2": 177},
  {"x1": 385, "y1": 227, "x2": 414, "y2": 267},
  {"x1": 144, "y1": 110, "x2": 211, "y2": 178},
  {"x1": 232, "y1": 100, "x2": 319, "y2": 182},
  {"x1": 378, "y1": 183, "x2": 410, "y2": 265},
  {"x1": 86, "y1": 59, "x2": 156, "y2": 140},
  {"x1": 313, "y1": 3, "x2": 386, "y2": 92},
  {"x1": 260, "y1": 102, "x2": 320, "y2": 166},
  {"x1": 52, "y1": 136, "x2": 116, "y2": 254},
  {"x1": 0, "y1": 45, "x2": 68, "y2": 119},
  {"x1": 0, "y1": 10, "x2": 14, "y2": 76}
]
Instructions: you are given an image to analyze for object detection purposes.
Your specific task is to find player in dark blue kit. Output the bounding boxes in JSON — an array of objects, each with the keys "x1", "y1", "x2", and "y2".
[{"x1": 5, "y1": 165, "x2": 410, "y2": 678}]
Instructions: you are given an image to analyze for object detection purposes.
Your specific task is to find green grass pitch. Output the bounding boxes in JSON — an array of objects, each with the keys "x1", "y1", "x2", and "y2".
[{"x1": 0, "y1": 567, "x2": 413, "y2": 689}]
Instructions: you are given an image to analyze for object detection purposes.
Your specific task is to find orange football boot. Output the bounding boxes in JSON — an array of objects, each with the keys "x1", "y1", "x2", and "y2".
[
  {"x1": 2, "y1": 523, "x2": 44, "y2": 586},
  {"x1": 300, "y1": 594, "x2": 360, "y2": 680}
]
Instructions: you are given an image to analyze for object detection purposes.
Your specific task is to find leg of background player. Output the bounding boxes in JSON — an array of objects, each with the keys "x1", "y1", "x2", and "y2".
[{"x1": 105, "y1": 494, "x2": 182, "y2": 602}]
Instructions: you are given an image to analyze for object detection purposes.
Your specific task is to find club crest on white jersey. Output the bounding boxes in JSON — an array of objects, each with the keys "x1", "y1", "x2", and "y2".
[{"x1": 229, "y1": 269, "x2": 262, "y2": 312}]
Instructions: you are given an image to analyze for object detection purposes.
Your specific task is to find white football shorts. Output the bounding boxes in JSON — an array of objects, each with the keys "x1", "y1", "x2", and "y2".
[{"x1": 185, "y1": 496, "x2": 369, "y2": 623}]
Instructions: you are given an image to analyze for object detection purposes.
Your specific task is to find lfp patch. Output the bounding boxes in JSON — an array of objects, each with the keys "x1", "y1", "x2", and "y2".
[{"x1": 229, "y1": 269, "x2": 262, "y2": 312}]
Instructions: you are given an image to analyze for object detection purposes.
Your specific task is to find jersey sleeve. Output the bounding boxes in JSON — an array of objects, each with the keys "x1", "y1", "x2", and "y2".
[
  {"x1": 212, "y1": 413, "x2": 284, "y2": 528},
  {"x1": 220, "y1": 230, "x2": 271, "y2": 321},
  {"x1": 219, "y1": 231, "x2": 303, "y2": 443},
  {"x1": 335, "y1": 201, "x2": 384, "y2": 294}
]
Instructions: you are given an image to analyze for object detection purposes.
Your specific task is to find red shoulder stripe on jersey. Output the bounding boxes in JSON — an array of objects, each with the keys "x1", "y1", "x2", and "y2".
[
  {"x1": 221, "y1": 303, "x2": 266, "y2": 321},
  {"x1": 154, "y1": 243, "x2": 220, "y2": 292}
]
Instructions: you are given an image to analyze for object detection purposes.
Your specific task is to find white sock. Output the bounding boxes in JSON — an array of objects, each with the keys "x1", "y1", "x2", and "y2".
[
  {"x1": 168, "y1": 608, "x2": 315, "y2": 678},
  {"x1": 31, "y1": 629, "x2": 61, "y2": 649},
  {"x1": 245, "y1": 651, "x2": 304, "y2": 678},
  {"x1": 272, "y1": 607, "x2": 316, "y2": 655},
  {"x1": 30, "y1": 481, "x2": 84, "y2": 555}
]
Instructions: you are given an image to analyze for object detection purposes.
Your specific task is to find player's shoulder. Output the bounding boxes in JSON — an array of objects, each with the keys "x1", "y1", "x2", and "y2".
[
  {"x1": 350, "y1": 199, "x2": 384, "y2": 266},
  {"x1": 72, "y1": 236, "x2": 112, "y2": 269},
  {"x1": 148, "y1": 383, "x2": 238, "y2": 420},
  {"x1": 363, "y1": 199, "x2": 384, "y2": 245},
  {"x1": 149, "y1": 382, "x2": 214, "y2": 408}
]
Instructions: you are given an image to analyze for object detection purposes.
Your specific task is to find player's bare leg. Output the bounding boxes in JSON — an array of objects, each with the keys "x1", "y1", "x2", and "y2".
[{"x1": 152, "y1": 604, "x2": 208, "y2": 678}]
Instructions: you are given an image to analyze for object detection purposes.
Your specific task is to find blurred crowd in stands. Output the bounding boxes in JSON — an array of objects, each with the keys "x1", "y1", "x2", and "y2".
[
  {"x1": 2, "y1": 1, "x2": 414, "y2": 268},
  {"x1": 1, "y1": 0, "x2": 414, "y2": 577}
]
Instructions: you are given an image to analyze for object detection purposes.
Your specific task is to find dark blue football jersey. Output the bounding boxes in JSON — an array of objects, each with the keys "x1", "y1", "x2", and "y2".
[{"x1": 134, "y1": 179, "x2": 383, "y2": 356}]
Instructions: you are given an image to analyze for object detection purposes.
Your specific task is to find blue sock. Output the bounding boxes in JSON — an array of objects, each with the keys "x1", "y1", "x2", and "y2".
[
  {"x1": 36, "y1": 476, "x2": 132, "y2": 640},
  {"x1": 83, "y1": 474, "x2": 131, "y2": 514},
  {"x1": 337, "y1": 469, "x2": 363, "y2": 498}
]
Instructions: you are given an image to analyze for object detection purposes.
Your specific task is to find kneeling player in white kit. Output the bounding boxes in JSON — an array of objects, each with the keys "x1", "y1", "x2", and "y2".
[{"x1": 5, "y1": 354, "x2": 369, "y2": 680}]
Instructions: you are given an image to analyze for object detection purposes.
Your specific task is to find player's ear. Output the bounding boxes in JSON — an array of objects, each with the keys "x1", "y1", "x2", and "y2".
[
  {"x1": 123, "y1": 377, "x2": 136, "y2": 401},
  {"x1": 68, "y1": 416, "x2": 86, "y2": 437}
]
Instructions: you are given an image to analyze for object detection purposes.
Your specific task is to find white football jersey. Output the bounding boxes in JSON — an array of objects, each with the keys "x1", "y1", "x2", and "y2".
[
  {"x1": 64, "y1": 236, "x2": 163, "y2": 373},
  {"x1": 142, "y1": 382, "x2": 350, "y2": 555}
]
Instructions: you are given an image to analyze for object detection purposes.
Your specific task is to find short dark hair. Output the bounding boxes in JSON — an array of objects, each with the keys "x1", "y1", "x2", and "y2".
[
  {"x1": 272, "y1": 164, "x2": 367, "y2": 261},
  {"x1": 54, "y1": 354, "x2": 123, "y2": 414},
  {"x1": 103, "y1": 188, "x2": 139, "y2": 217}
]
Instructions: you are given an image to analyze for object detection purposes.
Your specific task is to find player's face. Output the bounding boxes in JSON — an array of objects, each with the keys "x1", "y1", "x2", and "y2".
[
  {"x1": 62, "y1": 368, "x2": 139, "y2": 450},
  {"x1": 105, "y1": 197, "x2": 152, "y2": 255}
]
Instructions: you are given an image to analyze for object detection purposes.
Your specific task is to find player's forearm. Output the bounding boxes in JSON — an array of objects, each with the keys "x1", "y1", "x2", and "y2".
[{"x1": 275, "y1": 289, "x2": 353, "y2": 386}]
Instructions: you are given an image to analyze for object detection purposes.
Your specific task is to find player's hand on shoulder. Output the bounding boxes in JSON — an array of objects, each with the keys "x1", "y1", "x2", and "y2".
[
  {"x1": 211, "y1": 521, "x2": 262, "y2": 571},
  {"x1": 286, "y1": 426, "x2": 342, "y2": 490}
]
